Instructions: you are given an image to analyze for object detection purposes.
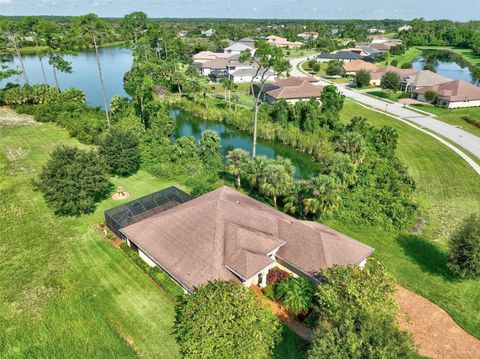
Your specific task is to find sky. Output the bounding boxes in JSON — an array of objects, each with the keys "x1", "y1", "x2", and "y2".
[{"x1": 0, "y1": 0, "x2": 478, "y2": 21}]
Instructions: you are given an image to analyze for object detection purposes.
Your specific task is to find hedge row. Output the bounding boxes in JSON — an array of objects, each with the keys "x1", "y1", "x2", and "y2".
[{"x1": 120, "y1": 242, "x2": 185, "y2": 302}]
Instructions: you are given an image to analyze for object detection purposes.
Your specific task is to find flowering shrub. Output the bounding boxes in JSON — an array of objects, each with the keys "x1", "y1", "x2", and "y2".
[{"x1": 267, "y1": 267, "x2": 290, "y2": 285}]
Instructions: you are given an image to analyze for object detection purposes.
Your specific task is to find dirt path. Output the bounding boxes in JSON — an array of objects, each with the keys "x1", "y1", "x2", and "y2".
[
  {"x1": 0, "y1": 107, "x2": 36, "y2": 126},
  {"x1": 396, "y1": 285, "x2": 480, "y2": 359}
]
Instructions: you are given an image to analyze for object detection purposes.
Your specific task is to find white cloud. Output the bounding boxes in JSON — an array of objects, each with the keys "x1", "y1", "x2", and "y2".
[{"x1": 0, "y1": 0, "x2": 12, "y2": 5}]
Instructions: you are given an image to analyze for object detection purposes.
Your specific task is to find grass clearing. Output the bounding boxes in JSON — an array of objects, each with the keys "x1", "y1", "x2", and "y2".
[
  {"x1": 381, "y1": 47, "x2": 423, "y2": 67},
  {"x1": 337, "y1": 99, "x2": 480, "y2": 338},
  {"x1": 0, "y1": 115, "x2": 307, "y2": 358}
]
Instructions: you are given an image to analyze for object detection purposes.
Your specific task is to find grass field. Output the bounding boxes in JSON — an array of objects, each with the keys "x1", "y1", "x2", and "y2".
[
  {"x1": 382, "y1": 47, "x2": 423, "y2": 67},
  {"x1": 335, "y1": 99, "x2": 480, "y2": 338},
  {"x1": 0, "y1": 119, "x2": 307, "y2": 358},
  {"x1": 410, "y1": 104, "x2": 480, "y2": 138}
]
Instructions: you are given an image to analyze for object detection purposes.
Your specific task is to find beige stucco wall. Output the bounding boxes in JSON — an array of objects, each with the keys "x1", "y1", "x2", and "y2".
[{"x1": 139, "y1": 249, "x2": 157, "y2": 268}]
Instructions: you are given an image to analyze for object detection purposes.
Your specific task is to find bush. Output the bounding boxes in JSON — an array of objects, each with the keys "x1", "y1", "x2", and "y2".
[
  {"x1": 463, "y1": 116, "x2": 480, "y2": 129},
  {"x1": 380, "y1": 71, "x2": 401, "y2": 93},
  {"x1": 424, "y1": 90, "x2": 437, "y2": 103},
  {"x1": 267, "y1": 267, "x2": 291, "y2": 285},
  {"x1": 263, "y1": 284, "x2": 276, "y2": 301},
  {"x1": 120, "y1": 242, "x2": 185, "y2": 301},
  {"x1": 275, "y1": 277, "x2": 315, "y2": 315},
  {"x1": 448, "y1": 214, "x2": 480, "y2": 279},
  {"x1": 174, "y1": 281, "x2": 280, "y2": 359},
  {"x1": 185, "y1": 171, "x2": 223, "y2": 197},
  {"x1": 36, "y1": 145, "x2": 112, "y2": 216},
  {"x1": 99, "y1": 127, "x2": 141, "y2": 177}
]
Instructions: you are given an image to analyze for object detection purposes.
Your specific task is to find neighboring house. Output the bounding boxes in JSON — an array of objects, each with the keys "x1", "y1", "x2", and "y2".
[
  {"x1": 368, "y1": 65, "x2": 418, "y2": 86},
  {"x1": 224, "y1": 41, "x2": 255, "y2": 55},
  {"x1": 254, "y1": 76, "x2": 324, "y2": 104},
  {"x1": 368, "y1": 28, "x2": 386, "y2": 34},
  {"x1": 178, "y1": 30, "x2": 189, "y2": 38},
  {"x1": 351, "y1": 46, "x2": 383, "y2": 60},
  {"x1": 317, "y1": 51, "x2": 362, "y2": 63},
  {"x1": 201, "y1": 29, "x2": 216, "y2": 37},
  {"x1": 237, "y1": 37, "x2": 256, "y2": 47},
  {"x1": 193, "y1": 51, "x2": 230, "y2": 65},
  {"x1": 200, "y1": 57, "x2": 230, "y2": 80},
  {"x1": 400, "y1": 70, "x2": 451, "y2": 92},
  {"x1": 413, "y1": 80, "x2": 480, "y2": 108},
  {"x1": 297, "y1": 31, "x2": 319, "y2": 40},
  {"x1": 108, "y1": 186, "x2": 373, "y2": 292},
  {"x1": 230, "y1": 67, "x2": 277, "y2": 84},
  {"x1": 342, "y1": 59, "x2": 377, "y2": 75},
  {"x1": 266, "y1": 35, "x2": 303, "y2": 48}
]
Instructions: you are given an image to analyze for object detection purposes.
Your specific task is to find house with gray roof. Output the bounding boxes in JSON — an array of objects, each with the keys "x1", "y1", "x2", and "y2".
[
  {"x1": 112, "y1": 186, "x2": 374, "y2": 292},
  {"x1": 317, "y1": 51, "x2": 362, "y2": 63}
]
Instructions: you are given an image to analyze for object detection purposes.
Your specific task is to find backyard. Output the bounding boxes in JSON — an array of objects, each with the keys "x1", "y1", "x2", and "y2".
[{"x1": 0, "y1": 116, "x2": 307, "y2": 358}]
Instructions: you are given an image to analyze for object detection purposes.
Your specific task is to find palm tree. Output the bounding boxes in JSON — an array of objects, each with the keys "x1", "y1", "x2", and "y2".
[
  {"x1": 302, "y1": 175, "x2": 341, "y2": 218},
  {"x1": 74, "y1": 14, "x2": 112, "y2": 126},
  {"x1": 275, "y1": 278, "x2": 314, "y2": 315},
  {"x1": 226, "y1": 149, "x2": 250, "y2": 188},
  {"x1": 258, "y1": 161, "x2": 293, "y2": 208}
]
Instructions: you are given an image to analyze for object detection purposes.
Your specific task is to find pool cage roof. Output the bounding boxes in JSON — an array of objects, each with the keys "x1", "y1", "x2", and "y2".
[{"x1": 105, "y1": 186, "x2": 192, "y2": 239}]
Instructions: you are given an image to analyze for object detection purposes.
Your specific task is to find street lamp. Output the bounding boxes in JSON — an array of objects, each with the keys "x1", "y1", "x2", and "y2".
[{"x1": 385, "y1": 103, "x2": 388, "y2": 115}]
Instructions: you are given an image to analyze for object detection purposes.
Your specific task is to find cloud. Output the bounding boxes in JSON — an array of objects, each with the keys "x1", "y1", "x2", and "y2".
[{"x1": 0, "y1": 0, "x2": 12, "y2": 5}]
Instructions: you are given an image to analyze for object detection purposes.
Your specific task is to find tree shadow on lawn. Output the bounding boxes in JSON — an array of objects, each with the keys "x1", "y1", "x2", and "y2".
[
  {"x1": 396, "y1": 234, "x2": 456, "y2": 281},
  {"x1": 273, "y1": 325, "x2": 310, "y2": 359}
]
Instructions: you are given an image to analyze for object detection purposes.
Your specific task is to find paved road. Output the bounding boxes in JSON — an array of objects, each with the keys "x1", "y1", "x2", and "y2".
[{"x1": 289, "y1": 56, "x2": 480, "y2": 174}]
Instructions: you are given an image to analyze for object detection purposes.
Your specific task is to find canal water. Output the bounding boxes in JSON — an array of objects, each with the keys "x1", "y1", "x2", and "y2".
[
  {"x1": 411, "y1": 50, "x2": 479, "y2": 85},
  {"x1": 1, "y1": 46, "x2": 319, "y2": 177}
]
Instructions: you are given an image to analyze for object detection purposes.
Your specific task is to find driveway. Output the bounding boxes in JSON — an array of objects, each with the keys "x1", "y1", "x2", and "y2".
[{"x1": 289, "y1": 56, "x2": 480, "y2": 174}]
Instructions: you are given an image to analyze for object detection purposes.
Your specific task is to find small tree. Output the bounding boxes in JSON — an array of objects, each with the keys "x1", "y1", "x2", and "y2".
[
  {"x1": 448, "y1": 214, "x2": 480, "y2": 279},
  {"x1": 174, "y1": 281, "x2": 280, "y2": 359},
  {"x1": 326, "y1": 60, "x2": 343, "y2": 76},
  {"x1": 424, "y1": 90, "x2": 437, "y2": 103},
  {"x1": 355, "y1": 70, "x2": 371, "y2": 88},
  {"x1": 99, "y1": 127, "x2": 141, "y2": 177},
  {"x1": 308, "y1": 260, "x2": 417, "y2": 359},
  {"x1": 36, "y1": 146, "x2": 111, "y2": 216},
  {"x1": 226, "y1": 148, "x2": 250, "y2": 188},
  {"x1": 199, "y1": 130, "x2": 222, "y2": 172},
  {"x1": 380, "y1": 71, "x2": 401, "y2": 93}
]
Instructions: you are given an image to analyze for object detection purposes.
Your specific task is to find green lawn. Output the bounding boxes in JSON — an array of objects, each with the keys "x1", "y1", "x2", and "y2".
[
  {"x1": 381, "y1": 47, "x2": 422, "y2": 67},
  {"x1": 0, "y1": 120, "x2": 307, "y2": 358},
  {"x1": 410, "y1": 104, "x2": 480, "y2": 138},
  {"x1": 284, "y1": 48, "x2": 317, "y2": 60},
  {"x1": 335, "y1": 99, "x2": 480, "y2": 338}
]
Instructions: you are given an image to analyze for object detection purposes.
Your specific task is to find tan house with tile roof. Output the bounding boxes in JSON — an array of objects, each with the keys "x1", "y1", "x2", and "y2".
[
  {"x1": 266, "y1": 35, "x2": 304, "y2": 48},
  {"x1": 342, "y1": 59, "x2": 377, "y2": 75},
  {"x1": 368, "y1": 65, "x2": 418, "y2": 86},
  {"x1": 119, "y1": 186, "x2": 374, "y2": 292},
  {"x1": 253, "y1": 77, "x2": 323, "y2": 104},
  {"x1": 400, "y1": 70, "x2": 451, "y2": 92},
  {"x1": 413, "y1": 80, "x2": 480, "y2": 108}
]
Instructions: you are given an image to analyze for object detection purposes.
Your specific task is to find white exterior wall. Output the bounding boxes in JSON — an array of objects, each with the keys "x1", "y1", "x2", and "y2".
[
  {"x1": 139, "y1": 249, "x2": 157, "y2": 268},
  {"x1": 446, "y1": 99, "x2": 480, "y2": 109}
]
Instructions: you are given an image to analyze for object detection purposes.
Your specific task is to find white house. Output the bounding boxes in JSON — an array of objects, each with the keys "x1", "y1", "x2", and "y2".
[{"x1": 224, "y1": 42, "x2": 255, "y2": 55}]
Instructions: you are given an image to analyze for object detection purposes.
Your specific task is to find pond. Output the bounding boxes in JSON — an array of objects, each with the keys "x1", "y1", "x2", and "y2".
[
  {"x1": 412, "y1": 49, "x2": 480, "y2": 86},
  {"x1": 172, "y1": 109, "x2": 320, "y2": 178},
  {"x1": 0, "y1": 46, "x2": 133, "y2": 107},
  {"x1": 1, "y1": 46, "x2": 320, "y2": 178}
]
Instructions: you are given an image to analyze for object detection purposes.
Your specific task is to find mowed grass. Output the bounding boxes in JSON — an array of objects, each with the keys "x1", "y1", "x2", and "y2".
[
  {"x1": 0, "y1": 120, "x2": 307, "y2": 358},
  {"x1": 334, "y1": 99, "x2": 480, "y2": 338}
]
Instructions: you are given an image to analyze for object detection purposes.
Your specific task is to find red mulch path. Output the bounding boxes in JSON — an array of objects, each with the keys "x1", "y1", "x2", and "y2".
[{"x1": 396, "y1": 285, "x2": 480, "y2": 359}]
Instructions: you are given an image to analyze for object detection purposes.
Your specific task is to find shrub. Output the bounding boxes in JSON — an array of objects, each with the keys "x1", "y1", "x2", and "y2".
[
  {"x1": 275, "y1": 277, "x2": 315, "y2": 315},
  {"x1": 263, "y1": 284, "x2": 276, "y2": 301},
  {"x1": 36, "y1": 146, "x2": 112, "y2": 216},
  {"x1": 267, "y1": 267, "x2": 291, "y2": 285},
  {"x1": 174, "y1": 281, "x2": 280, "y2": 359},
  {"x1": 99, "y1": 127, "x2": 142, "y2": 177},
  {"x1": 448, "y1": 214, "x2": 480, "y2": 279},
  {"x1": 424, "y1": 90, "x2": 437, "y2": 103},
  {"x1": 185, "y1": 171, "x2": 223, "y2": 197},
  {"x1": 463, "y1": 116, "x2": 480, "y2": 129},
  {"x1": 120, "y1": 242, "x2": 185, "y2": 301}
]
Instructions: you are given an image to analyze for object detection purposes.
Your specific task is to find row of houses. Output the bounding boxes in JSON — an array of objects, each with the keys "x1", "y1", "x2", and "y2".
[{"x1": 344, "y1": 60, "x2": 480, "y2": 109}]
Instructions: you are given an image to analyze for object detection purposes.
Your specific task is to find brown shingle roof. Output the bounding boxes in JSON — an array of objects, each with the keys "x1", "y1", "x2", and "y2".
[
  {"x1": 342, "y1": 59, "x2": 377, "y2": 73},
  {"x1": 415, "y1": 80, "x2": 480, "y2": 102},
  {"x1": 266, "y1": 80, "x2": 323, "y2": 100},
  {"x1": 369, "y1": 65, "x2": 418, "y2": 80},
  {"x1": 121, "y1": 186, "x2": 373, "y2": 291}
]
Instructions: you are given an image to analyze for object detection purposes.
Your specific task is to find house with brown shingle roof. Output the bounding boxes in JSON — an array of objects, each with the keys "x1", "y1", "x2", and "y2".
[
  {"x1": 413, "y1": 80, "x2": 480, "y2": 108},
  {"x1": 368, "y1": 65, "x2": 418, "y2": 86},
  {"x1": 253, "y1": 77, "x2": 323, "y2": 104},
  {"x1": 115, "y1": 186, "x2": 374, "y2": 292},
  {"x1": 400, "y1": 70, "x2": 451, "y2": 92},
  {"x1": 342, "y1": 59, "x2": 377, "y2": 75}
]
